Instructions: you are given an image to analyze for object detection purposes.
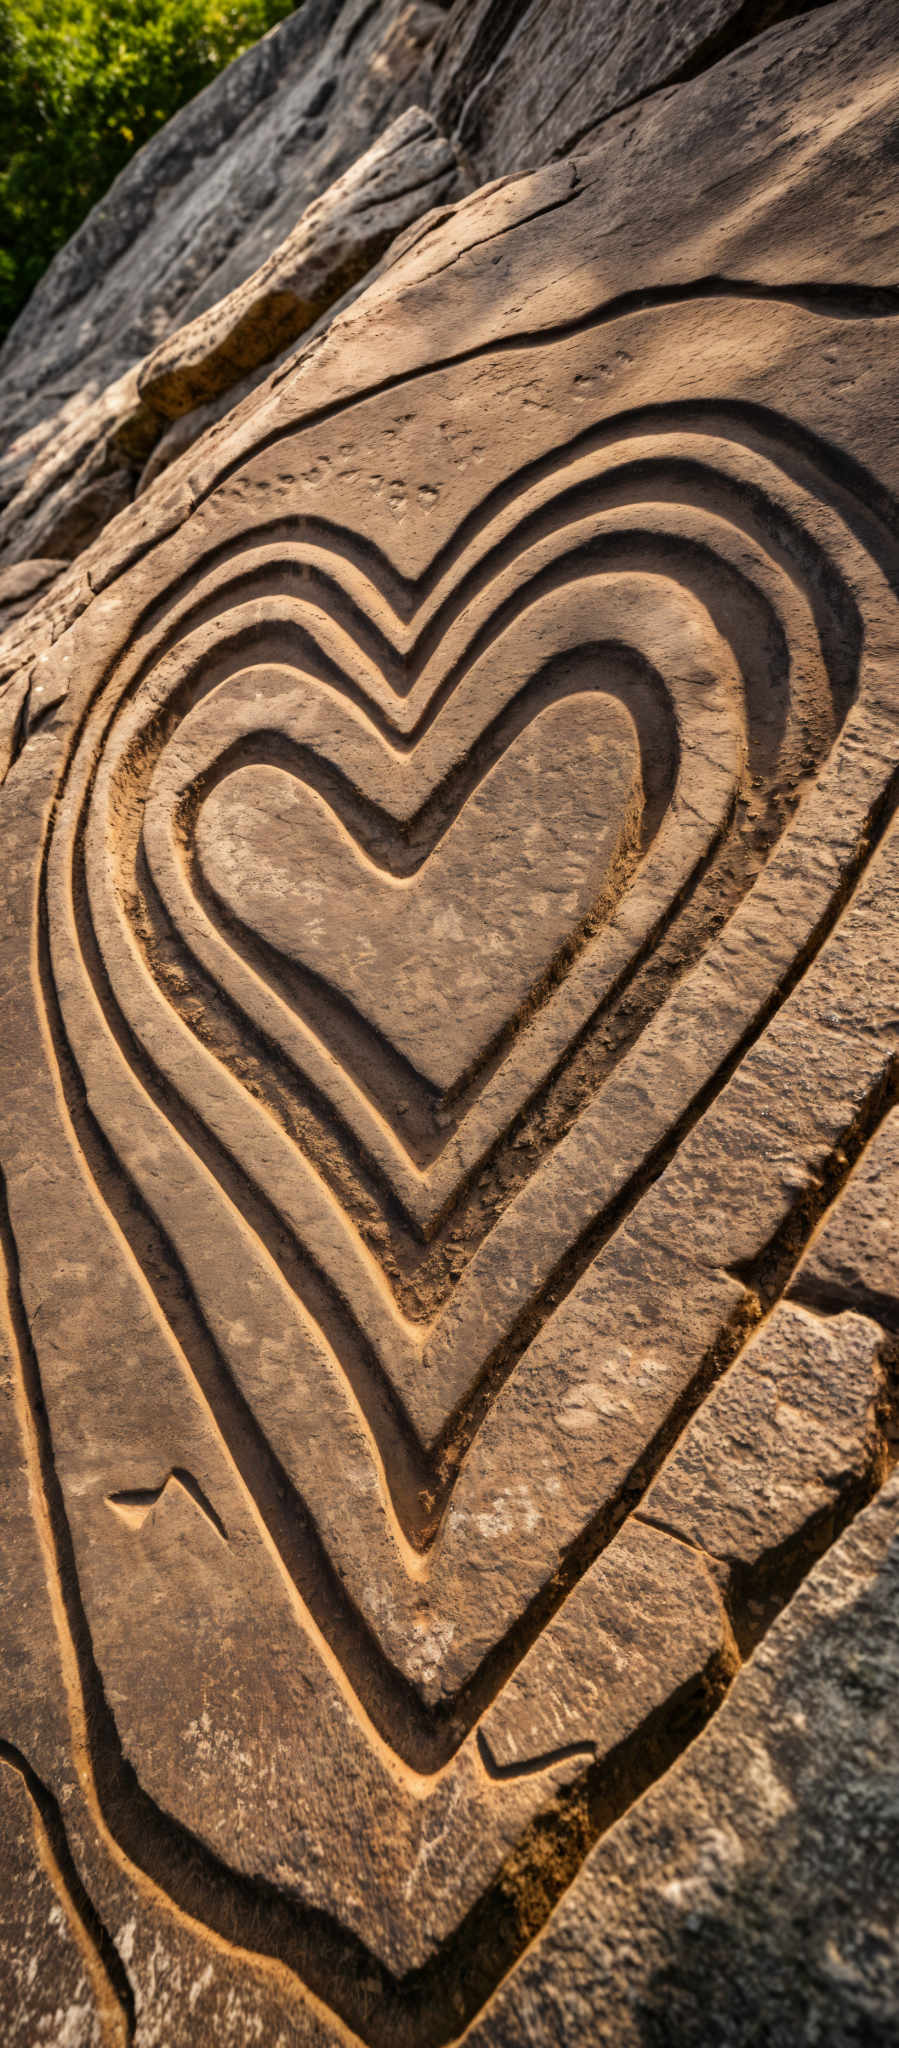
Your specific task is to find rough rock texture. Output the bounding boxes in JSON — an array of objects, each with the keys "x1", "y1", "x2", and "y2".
[
  {"x1": 0, "y1": 0, "x2": 449, "y2": 571},
  {"x1": 0, "y1": 100, "x2": 465, "y2": 572},
  {"x1": 1, "y1": 0, "x2": 899, "y2": 2042},
  {"x1": 139, "y1": 105, "x2": 463, "y2": 421},
  {"x1": 0, "y1": 559, "x2": 67, "y2": 633},
  {"x1": 0, "y1": 0, "x2": 861, "y2": 595},
  {"x1": 0, "y1": 0, "x2": 441, "y2": 422},
  {"x1": 464, "y1": 1471, "x2": 899, "y2": 2048},
  {"x1": 426, "y1": 0, "x2": 838, "y2": 179}
]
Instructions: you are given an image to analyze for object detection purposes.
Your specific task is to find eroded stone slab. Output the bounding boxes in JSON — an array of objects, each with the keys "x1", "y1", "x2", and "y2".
[
  {"x1": 1, "y1": 0, "x2": 899, "y2": 2040},
  {"x1": 138, "y1": 107, "x2": 463, "y2": 423},
  {"x1": 642, "y1": 1303, "x2": 888, "y2": 1574}
]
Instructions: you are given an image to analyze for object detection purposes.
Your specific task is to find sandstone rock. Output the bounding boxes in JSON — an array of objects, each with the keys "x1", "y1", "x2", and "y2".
[
  {"x1": 643, "y1": 1303, "x2": 888, "y2": 1581},
  {"x1": 0, "y1": 0, "x2": 447, "y2": 571},
  {"x1": 464, "y1": 1471, "x2": 899, "y2": 2048},
  {"x1": 427, "y1": 0, "x2": 838, "y2": 179},
  {"x1": 0, "y1": 0, "x2": 898, "y2": 2038},
  {"x1": 132, "y1": 237, "x2": 419, "y2": 498},
  {"x1": 0, "y1": 365, "x2": 151, "y2": 572},
  {"x1": 139, "y1": 105, "x2": 464, "y2": 421},
  {"x1": 0, "y1": 100, "x2": 463, "y2": 574},
  {"x1": 479, "y1": 1519, "x2": 737, "y2": 1770},
  {"x1": 0, "y1": 0, "x2": 443, "y2": 414},
  {"x1": 0, "y1": 560, "x2": 66, "y2": 634},
  {"x1": 789, "y1": 1104, "x2": 899, "y2": 1325},
  {"x1": 0, "y1": 0, "x2": 858, "y2": 604},
  {"x1": 0, "y1": 1753, "x2": 123, "y2": 2048}
]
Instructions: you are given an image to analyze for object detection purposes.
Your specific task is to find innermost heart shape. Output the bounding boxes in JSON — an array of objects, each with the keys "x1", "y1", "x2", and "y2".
[{"x1": 195, "y1": 693, "x2": 643, "y2": 1096}]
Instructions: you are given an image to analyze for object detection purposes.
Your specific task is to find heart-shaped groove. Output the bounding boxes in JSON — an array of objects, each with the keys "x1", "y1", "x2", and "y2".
[
  {"x1": 197, "y1": 687, "x2": 650, "y2": 1096},
  {"x1": 127, "y1": 415, "x2": 859, "y2": 1262},
  {"x1": 46, "y1": 395, "x2": 876, "y2": 1623},
  {"x1": 112, "y1": 473, "x2": 843, "y2": 1400},
  {"x1": 27, "y1": 338, "x2": 899, "y2": 1989}
]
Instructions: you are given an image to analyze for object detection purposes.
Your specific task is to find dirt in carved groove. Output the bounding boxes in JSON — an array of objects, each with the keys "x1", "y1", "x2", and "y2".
[{"x1": 2, "y1": 5, "x2": 899, "y2": 2044}]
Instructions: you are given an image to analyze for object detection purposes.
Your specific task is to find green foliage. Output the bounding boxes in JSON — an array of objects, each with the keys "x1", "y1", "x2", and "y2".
[{"x1": 0, "y1": 0, "x2": 296, "y2": 342}]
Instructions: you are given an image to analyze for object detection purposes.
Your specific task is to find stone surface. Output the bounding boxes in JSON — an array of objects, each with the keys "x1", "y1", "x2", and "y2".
[
  {"x1": 0, "y1": 0, "x2": 440, "y2": 421},
  {"x1": 464, "y1": 1471, "x2": 899, "y2": 2048},
  {"x1": 0, "y1": 1752, "x2": 124, "y2": 2048},
  {"x1": 789, "y1": 1104, "x2": 899, "y2": 1327},
  {"x1": 1, "y1": 0, "x2": 899, "y2": 2041},
  {"x1": 0, "y1": 95, "x2": 464, "y2": 579},
  {"x1": 0, "y1": 559, "x2": 67, "y2": 634},
  {"x1": 0, "y1": 100, "x2": 462, "y2": 573},
  {"x1": 0, "y1": 0, "x2": 448, "y2": 574},
  {"x1": 642, "y1": 1303, "x2": 888, "y2": 1578},
  {"x1": 427, "y1": 0, "x2": 837, "y2": 181},
  {"x1": 0, "y1": 0, "x2": 866, "y2": 599},
  {"x1": 139, "y1": 105, "x2": 463, "y2": 420}
]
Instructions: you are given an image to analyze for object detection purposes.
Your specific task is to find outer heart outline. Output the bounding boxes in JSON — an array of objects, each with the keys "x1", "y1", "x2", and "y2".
[{"x1": 5, "y1": 360, "x2": 892, "y2": 1990}]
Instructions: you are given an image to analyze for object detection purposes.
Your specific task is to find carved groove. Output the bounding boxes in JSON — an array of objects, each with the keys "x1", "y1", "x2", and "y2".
[
  {"x1": 4, "y1": 291, "x2": 899, "y2": 2028},
  {"x1": 0, "y1": 1742, "x2": 134, "y2": 2046}
]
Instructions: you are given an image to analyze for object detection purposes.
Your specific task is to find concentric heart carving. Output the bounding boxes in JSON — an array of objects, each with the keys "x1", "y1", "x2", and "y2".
[
  {"x1": 196, "y1": 690, "x2": 642, "y2": 1096},
  {"x1": 12, "y1": 328, "x2": 899, "y2": 1988},
  {"x1": 72, "y1": 406, "x2": 864, "y2": 1461}
]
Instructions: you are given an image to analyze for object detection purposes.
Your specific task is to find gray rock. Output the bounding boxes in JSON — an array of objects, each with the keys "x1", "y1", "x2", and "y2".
[
  {"x1": 427, "y1": 0, "x2": 839, "y2": 180},
  {"x1": 138, "y1": 105, "x2": 464, "y2": 421},
  {"x1": 0, "y1": 0, "x2": 446, "y2": 554},
  {"x1": 0, "y1": 101, "x2": 463, "y2": 572}
]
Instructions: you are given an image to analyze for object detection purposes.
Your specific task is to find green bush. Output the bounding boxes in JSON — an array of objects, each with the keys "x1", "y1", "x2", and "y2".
[{"x1": 0, "y1": 0, "x2": 296, "y2": 343}]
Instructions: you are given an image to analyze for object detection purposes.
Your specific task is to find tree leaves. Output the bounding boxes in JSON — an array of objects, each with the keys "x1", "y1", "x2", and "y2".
[{"x1": 0, "y1": 0, "x2": 297, "y2": 342}]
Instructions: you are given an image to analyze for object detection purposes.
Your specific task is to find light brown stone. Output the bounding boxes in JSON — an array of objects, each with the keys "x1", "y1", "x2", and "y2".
[
  {"x1": 0, "y1": 1755, "x2": 121, "y2": 2048},
  {"x1": 138, "y1": 107, "x2": 463, "y2": 422},
  {"x1": 1, "y1": 0, "x2": 899, "y2": 2038},
  {"x1": 790, "y1": 1105, "x2": 899, "y2": 1325},
  {"x1": 642, "y1": 1303, "x2": 888, "y2": 1574}
]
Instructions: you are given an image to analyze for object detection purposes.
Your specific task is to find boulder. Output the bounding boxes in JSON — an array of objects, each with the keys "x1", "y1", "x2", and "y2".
[{"x1": 1, "y1": 0, "x2": 898, "y2": 2038}]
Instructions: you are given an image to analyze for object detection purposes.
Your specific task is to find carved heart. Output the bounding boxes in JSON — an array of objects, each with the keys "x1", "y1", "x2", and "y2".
[
  {"x1": 141, "y1": 531, "x2": 737, "y2": 1236},
  {"x1": 15, "y1": 353, "x2": 899, "y2": 1991},
  {"x1": 196, "y1": 692, "x2": 641, "y2": 1094}
]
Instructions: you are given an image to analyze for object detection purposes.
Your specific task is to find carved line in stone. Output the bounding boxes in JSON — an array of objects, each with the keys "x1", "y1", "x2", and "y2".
[
  {"x1": 86, "y1": 444, "x2": 851, "y2": 1187},
  {"x1": 5, "y1": 1079, "x2": 898, "y2": 2038},
  {"x1": 77, "y1": 409, "x2": 864, "y2": 1228},
  {"x1": 39, "y1": 401, "x2": 898, "y2": 1712},
  {"x1": 0, "y1": 1744, "x2": 134, "y2": 2046},
  {"x1": 61, "y1": 432, "x2": 860, "y2": 1359},
  {"x1": 213, "y1": 279, "x2": 899, "y2": 524},
  {"x1": 6, "y1": 354, "x2": 896, "y2": 1993}
]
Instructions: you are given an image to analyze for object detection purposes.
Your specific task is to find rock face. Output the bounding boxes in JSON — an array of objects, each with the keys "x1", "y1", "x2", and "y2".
[
  {"x1": 1, "y1": 0, "x2": 899, "y2": 2043},
  {"x1": 0, "y1": 0, "x2": 456, "y2": 579},
  {"x1": 0, "y1": 101, "x2": 465, "y2": 575},
  {"x1": 0, "y1": 0, "x2": 440, "y2": 436},
  {"x1": 138, "y1": 105, "x2": 463, "y2": 422},
  {"x1": 425, "y1": 0, "x2": 838, "y2": 178},
  {"x1": 0, "y1": 0, "x2": 854, "y2": 596}
]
